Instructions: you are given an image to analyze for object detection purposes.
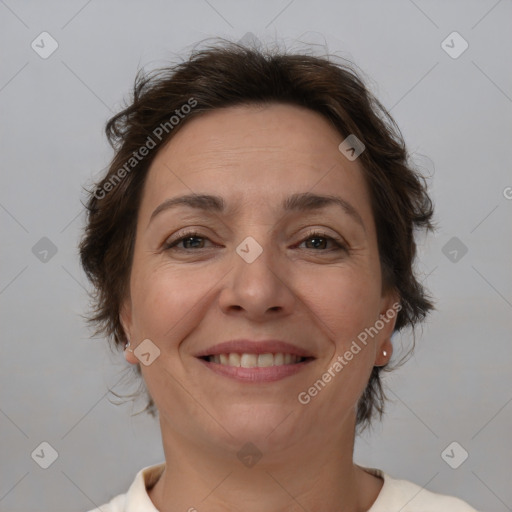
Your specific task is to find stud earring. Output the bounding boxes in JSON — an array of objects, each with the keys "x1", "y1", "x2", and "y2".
[
  {"x1": 382, "y1": 350, "x2": 387, "y2": 357},
  {"x1": 124, "y1": 340, "x2": 133, "y2": 352}
]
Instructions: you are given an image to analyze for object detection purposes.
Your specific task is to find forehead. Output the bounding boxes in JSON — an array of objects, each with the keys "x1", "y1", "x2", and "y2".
[
  {"x1": 141, "y1": 103, "x2": 374, "y2": 225},
  {"x1": 152, "y1": 103, "x2": 345, "y2": 173}
]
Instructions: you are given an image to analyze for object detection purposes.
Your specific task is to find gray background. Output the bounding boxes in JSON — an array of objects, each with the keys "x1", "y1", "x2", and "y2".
[{"x1": 1, "y1": 1, "x2": 511, "y2": 511}]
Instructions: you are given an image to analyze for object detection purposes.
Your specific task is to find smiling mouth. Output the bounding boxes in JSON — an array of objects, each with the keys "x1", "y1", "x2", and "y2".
[{"x1": 199, "y1": 353, "x2": 313, "y2": 367}]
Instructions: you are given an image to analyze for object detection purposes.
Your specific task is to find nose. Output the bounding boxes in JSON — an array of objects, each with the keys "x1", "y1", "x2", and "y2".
[{"x1": 217, "y1": 236, "x2": 297, "y2": 321}]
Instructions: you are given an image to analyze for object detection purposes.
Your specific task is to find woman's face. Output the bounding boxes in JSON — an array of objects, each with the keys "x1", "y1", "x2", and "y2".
[{"x1": 121, "y1": 103, "x2": 398, "y2": 457}]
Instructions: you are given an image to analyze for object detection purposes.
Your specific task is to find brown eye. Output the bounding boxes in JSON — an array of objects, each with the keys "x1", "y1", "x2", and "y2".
[{"x1": 299, "y1": 231, "x2": 347, "y2": 252}]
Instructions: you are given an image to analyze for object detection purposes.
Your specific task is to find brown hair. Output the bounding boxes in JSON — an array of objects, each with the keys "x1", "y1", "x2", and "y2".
[{"x1": 79, "y1": 39, "x2": 435, "y2": 433}]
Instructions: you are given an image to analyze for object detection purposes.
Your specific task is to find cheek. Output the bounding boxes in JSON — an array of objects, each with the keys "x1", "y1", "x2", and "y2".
[
  {"x1": 129, "y1": 264, "x2": 203, "y2": 344},
  {"x1": 130, "y1": 257, "x2": 382, "y2": 345},
  {"x1": 308, "y1": 275, "x2": 380, "y2": 411},
  {"x1": 311, "y1": 268, "x2": 382, "y2": 342}
]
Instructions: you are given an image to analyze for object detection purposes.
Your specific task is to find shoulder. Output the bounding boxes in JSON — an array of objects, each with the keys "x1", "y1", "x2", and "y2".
[
  {"x1": 383, "y1": 475, "x2": 479, "y2": 511},
  {"x1": 362, "y1": 466, "x2": 479, "y2": 512},
  {"x1": 84, "y1": 462, "x2": 165, "y2": 512}
]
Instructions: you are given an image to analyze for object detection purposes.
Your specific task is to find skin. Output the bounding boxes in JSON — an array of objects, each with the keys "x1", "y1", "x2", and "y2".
[{"x1": 120, "y1": 103, "x2": 399, "y2": 512}]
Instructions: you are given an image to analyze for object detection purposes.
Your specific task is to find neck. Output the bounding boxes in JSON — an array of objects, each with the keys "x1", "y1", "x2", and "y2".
[{"x1": 148, "y1": 414, "x2": 383, "y2": 512}]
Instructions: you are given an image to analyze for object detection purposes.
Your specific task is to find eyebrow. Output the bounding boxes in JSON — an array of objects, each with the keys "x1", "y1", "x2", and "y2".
[{"x1": 148, "y1": 192, "x2": 365, "y2": 230}]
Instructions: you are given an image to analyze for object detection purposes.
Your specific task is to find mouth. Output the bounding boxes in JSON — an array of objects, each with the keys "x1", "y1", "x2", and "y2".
[
  {"x1": 196, "y1": 352, "x2": 315, "y2": 383},
  {"x1": 195, "y1": 339, "x2": 316, "y2": 382},
  {"x1": 199, "y1": 353, "x2": 313, "y2": 367}
]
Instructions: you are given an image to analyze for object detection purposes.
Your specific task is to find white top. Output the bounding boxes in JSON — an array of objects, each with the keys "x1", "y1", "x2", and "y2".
[{"x1": 87, "y1": 463, "x2": 479, "y2": 511}]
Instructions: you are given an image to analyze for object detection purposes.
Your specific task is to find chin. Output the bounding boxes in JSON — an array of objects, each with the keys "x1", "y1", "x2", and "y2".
[{"x1": 214, "y1": 403, "x2": 299, "y2": 446}]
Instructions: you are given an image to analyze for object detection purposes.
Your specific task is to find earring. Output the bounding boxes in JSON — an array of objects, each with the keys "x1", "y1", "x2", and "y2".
[
  {"x1": 124, "y1": 340, "x2": 133, "y2": 352},
  {"x1": 382, "y1": 350, "x2": 387, "y2": 357}
]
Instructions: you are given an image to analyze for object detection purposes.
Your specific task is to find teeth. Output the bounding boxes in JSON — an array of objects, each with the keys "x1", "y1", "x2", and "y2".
[
  {"x1": 240, "y1": 353, "x2": 258, "y2": 368},
  {"x1": 228, "y1": 353, "x2": 241, "y2": 366},
  {"x1": 257, "y1": 353, "x2": 274, "y2": 367},
  {"x1": 207, "y1": 353, "x2": 303, "y2": 367},
  {"x1": 274, "y1": 353, "x2": 284, "y2": 365}
]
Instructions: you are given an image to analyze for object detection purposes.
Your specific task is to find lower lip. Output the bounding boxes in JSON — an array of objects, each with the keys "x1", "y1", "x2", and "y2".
[{"x1": 197, "y1": 358, "x2": 313, "y2": 382}]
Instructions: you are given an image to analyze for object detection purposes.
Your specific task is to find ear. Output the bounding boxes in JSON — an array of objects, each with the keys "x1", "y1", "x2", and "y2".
[
  {"x1": 119, "y1": 298, "x2": 139, "y2": 365},
  {"x1": 373, "y1": 288, "x2": 401, "y2": 367}
]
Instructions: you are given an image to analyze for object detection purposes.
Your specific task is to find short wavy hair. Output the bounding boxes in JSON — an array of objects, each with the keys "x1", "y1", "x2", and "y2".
[{"x1": 79, "y1": 39, "x2": 435, "y2": 433}]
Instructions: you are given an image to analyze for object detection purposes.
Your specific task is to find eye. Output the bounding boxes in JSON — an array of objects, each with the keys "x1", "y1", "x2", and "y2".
[
  {"x1": 298, "y1": 230, "x2": 347, "y2": 252},
  {"x1": 163, "y1": 230, "x2": 213, "y2": 251},
  {"x1": 163, "y1": 229, "x2": 347, "y2": 253}
]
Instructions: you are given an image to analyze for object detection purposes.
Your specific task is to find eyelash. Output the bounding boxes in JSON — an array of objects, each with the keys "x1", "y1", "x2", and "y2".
[{"x1": 163, "y1": 229, "x2": 347, "y2": 253}]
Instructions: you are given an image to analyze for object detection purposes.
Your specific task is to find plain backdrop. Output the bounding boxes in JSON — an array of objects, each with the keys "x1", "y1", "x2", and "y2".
[{"x1": 1, "y1": 1, "x2": 511, "y2": 511}]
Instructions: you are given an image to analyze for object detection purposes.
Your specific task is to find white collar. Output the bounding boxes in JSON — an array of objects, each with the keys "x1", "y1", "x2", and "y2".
[{"x1": 122, "y1": 462, "x2": 392, "y2": 511}]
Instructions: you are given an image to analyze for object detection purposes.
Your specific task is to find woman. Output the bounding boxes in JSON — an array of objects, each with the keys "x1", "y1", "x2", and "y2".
[{"x1": 80, "y1": 40, "x2": 478, "y2": 511}]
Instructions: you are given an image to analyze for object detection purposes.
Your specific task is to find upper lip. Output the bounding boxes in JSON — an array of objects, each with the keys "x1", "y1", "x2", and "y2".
[{"x1": 195, "y1": 339, "x2": 315, "y2": 358}]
